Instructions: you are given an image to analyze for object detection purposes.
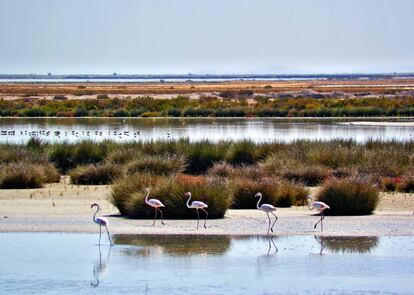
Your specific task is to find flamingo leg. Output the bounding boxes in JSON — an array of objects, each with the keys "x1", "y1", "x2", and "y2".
[
  {"x1": 157, "y1": 208, "x2": 165, "y2": 225},
  {"x1": 201, "y1": 208, "x2": 208, "y2": 228},
  {"x1": 270, "y1": 211, "x2": 278, "y2": 233},
  {"x1": 153, "y1": 207, "x2": 157, "y2": 226},
  {"x1": 98, "y1": 225, "x2": 102, "y2": 245},
  {"x1": 105, "y1": 225, "x2": 113, "y2": 246},
  {"x1": 321, "y1": 213, "x2": 325, "y2": 232},
  {"x1": 266, "y1": 212, "x2": 271, "y2": 235},
  {"x1": 314, "y1": 212, "x2": 323, "y2": 230},
  {"x1": 196, "y1": 208, "x2": 200, "y2": 230}
]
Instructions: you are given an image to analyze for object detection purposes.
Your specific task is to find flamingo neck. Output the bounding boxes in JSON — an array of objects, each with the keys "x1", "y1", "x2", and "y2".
[
  {"x1": 256, "y1": 195, "x2": 262, "y2": 209},
  {"x1": 93, "y1": 205, "x2": 99, "y2": 222},
  {"x1": 186, "y1": 194, "x2": 192, "y2": 208},
  {"x1": 307, "y1": 198, "x2": 314, "y2": 210},
  {"x1": 144, "y1": 189, "x2": 150, "y2": 205}
]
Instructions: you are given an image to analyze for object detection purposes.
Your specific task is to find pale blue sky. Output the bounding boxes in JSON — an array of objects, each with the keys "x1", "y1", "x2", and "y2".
[{"x1": 0, "y1": 0, "x2": 413, "y2": 74}]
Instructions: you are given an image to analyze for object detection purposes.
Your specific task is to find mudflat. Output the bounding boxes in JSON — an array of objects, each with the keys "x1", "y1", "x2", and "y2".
[{"x1": 0, "y1": 182, "x2": 413, "y2": 236}]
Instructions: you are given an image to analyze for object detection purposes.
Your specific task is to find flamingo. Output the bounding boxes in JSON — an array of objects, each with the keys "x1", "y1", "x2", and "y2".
[
  {"x1": 144, "y1": 188, "x2": 165, "y2": 226},
  {"x1": 185, "y1": 192, "x2": 208, "y2": 229},
  {"x1": 307, "y1": 196, "x2": 330, "y2": 232},
  {"x1": 91, "y1": 203, "x2": 113, "y2": 246},
  {"x1": 255, "y1": 192, "x2": 278, "y2": 235}
]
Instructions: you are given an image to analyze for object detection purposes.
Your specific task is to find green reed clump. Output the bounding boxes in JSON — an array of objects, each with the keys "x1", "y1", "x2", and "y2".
[
  {"x1": 316, "y1": 178, "x2": 379, "y2": 215},
  {"x1": 184, "y1": 141, "x2": 228, "y2": 174},
  {"x1": 110, "y1": 173, "x2": 164, "y2": 215},
  {"x1": 110, "y1": 173, "x2": 231, "y2": 219},
  {"x1": 282, "y1": 166, "x2": 330, "y2": 186},
  {"x1": 230, "y1": 177, "x2": 308, "y2": 209},
  {"x1": 226, "y1": 140, "x2": 265, "y2": 166},
  {"x1": 125, "y1": 155, "x2": 186, "y2": 176},
  {"x1": 0, "y1": 162, "x2": 60, "y2": 189},
  {"x1": 106, "y1": 147, "x2": 140, "y2": 164},
  {"x1": 69, "y1": 163, "x2": 122, "y2": 185},
  {"x1": 48, "y1": 142, "x2": 75, "y2": 172}
]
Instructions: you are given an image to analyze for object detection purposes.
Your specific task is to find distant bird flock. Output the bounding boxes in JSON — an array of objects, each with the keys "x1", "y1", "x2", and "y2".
[{"x1": 91, "y1": 189, "x2": 330, "y2": 246}]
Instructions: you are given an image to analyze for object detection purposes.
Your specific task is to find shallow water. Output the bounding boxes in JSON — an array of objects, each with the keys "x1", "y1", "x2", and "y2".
[
  {"x1": 0, "y1": 234, "x2": 413, "y2": 295},
  {"x1": 1, "y1": 117, "x2": 414, "y2": 143}
]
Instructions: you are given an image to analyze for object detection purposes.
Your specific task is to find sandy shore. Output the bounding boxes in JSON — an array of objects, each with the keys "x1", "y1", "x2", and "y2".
[{"x1": 1, "y1": 182, "x2": 413, "y2": 236}]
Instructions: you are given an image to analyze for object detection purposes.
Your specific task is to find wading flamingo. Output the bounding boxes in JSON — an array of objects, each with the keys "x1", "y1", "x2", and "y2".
[
  {"x1": 91, "y1": 203, "x2": 113, "y2": 246},
  {"x1": 185, "y1": 192, "x2": 208, "y2": 229},
  {"x1": 307, "y1": 196, "x2": 330, "y2": 232},
  {"x1": 255, "y1": 192, "x2": 278, "y2": 235},
  {"x1": 144, "y1": 188, "x2": 165, "y2": 226}
]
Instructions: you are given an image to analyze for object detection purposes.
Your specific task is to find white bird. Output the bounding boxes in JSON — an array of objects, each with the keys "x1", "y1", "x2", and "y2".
[
  {"x1": 144, "y1": 188, "x2": 165, "y2": 226},
  {"x1": 91, "y1": 203, "x2": 113, "y2": 246},
  {"x1": 255, "y1": 192, "x2": 278, "y2": 235},
  {"x1": 307, "y1": 196, "x2": 330, "y2": 232},
  {"x1": 185, "y1": 192, "x2": 208, "y2": 229}
]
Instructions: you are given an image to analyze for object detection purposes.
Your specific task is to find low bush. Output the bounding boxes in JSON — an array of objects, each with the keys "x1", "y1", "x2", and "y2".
[
  {"x1": 316, "y1": 179, "x2": 379, "y2": 215},
  {"x1": 106, "y1": 148, "x2": 140, "y2": 164},
  {"x1": 397, "y1": 175, "x2": 414, "y2": 193},
  {"x1": 125, "y1": 155, "x2": 185, "y2": 176},
  {"x1": 207, "y1": 162, "x2": 235, "y2": 178},
  {"x1": 0, "y1": 162, "x2": 59, "y2": 189},
  {"x1": 230, "y1": 178, "x2": 308, "y2": 209},
  {"x1": 69, "y1": 163, "x2": 122, "y2": 185},
  {"x1": 185, "y1": 141, "x2": 228, "y2": 174},
  {"x1": 381, "y1": 177, "x2": 399, "y2": 192},
  {"x1": 282, "y1": 166, "x2": 330, "y2": 186}
]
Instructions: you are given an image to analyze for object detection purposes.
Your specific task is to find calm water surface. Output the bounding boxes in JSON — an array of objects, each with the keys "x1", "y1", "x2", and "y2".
[
  {"x1": 0, "y1": 234, "x2": 413, "y2": 295},
  {"x1": 1, "y1": 117, "x2": 414, "y2": 143}
]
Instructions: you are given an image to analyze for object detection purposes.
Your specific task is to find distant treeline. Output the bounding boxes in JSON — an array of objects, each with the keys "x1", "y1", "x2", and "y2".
[{"x1": 1, "y1": 95, "x2": 414, "y2": 117}]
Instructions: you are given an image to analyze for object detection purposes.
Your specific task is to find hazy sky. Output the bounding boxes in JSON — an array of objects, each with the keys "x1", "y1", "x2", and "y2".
[{"x1": 0, "y1": 0, "x2": 413, "y2": 74}]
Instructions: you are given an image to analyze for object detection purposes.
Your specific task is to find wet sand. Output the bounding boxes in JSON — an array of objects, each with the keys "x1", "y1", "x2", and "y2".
[{"x1": 0, "y1": 183, "x2": 413, "y2": 236}]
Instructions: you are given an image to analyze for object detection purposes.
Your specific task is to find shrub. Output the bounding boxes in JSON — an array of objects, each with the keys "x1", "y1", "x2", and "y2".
[
  {"x1": 110, "y1": 173, "x2": 232, "y2": 219},
  {"x1": 72, "y1": 141, "x2": 107, "y2": 165},
  {"x1": 48, "y1": 143, "x2": 75, "y2": 172},
  {"x1": 74, "y1": 108, "x2": 89, "y2": 117},
  {"x1": 69, "y1": 164, "x2": 122, "y2": 185},
  {"x1": 106, "y1": 148, "x2": 139, "y2": 164},
  {"x1": 316, "y1": 179, "x2": 379, "y2": 215},
  {"x1": 397, "y1": 175, "x2": 414, "y2": 193},
  {"x1": 97, "y1": 94, "x2": 109, "y2": 100},
  {"x1": 183, "y1": 108, "x2": 213, "y2": 117},
  {"x1": 230, "y1": 178, "x2": 308, "y2": 209},
  {"x1": 21, "y1": 108, "x2": 46, "y2": 117},
  {"x1": 381, "y1": 177, "x2": 399, "y2": 192},
  {"x1": 207, "y1": 162, "x2": 235, "y2": 178},
  {"x1": 53, "y1": 95, "x2": 67, "y2": 100},
  {"x1": 185, "y1": 141, "x2": 228, "y2": 174},
  {"x1": 167, "y1": 108, "x2": 182, "y2": 117},
  {"x1": 113, "y1": 109, "x2": 129, "y2": 117},
  {"x1": 226, "y1": 140, "x2": 263, "y2": 166},
  {"x1": 125, "y1": 155, "x2": 186, "y2": 176},
  {"x1": 141, "y1": 112, "x2": 160, "y2": 117},
  {"x1": 282, "y1": 166, "x2": 330, "y2": 186},
  {"x1": 0, "y1": 162, "x2": 59, "y2": 188}
]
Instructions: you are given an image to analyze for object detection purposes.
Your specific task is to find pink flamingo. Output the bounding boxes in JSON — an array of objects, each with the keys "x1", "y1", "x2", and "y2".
[
  {"x1": 91, "y1": 203, "x2": 113, "y2": 246},
  {"x1": 144, "y1": 188, "x2": 165, "y2": 226},
  {"x1": 185, "y1": 192, "x2": 208, "y2": 229},
  {"x1": 307, "y1": 196, "x2": 330, "y2": 232},
  {"x1": 255, "y1": 192, "x2": 278, "y2": 235}
]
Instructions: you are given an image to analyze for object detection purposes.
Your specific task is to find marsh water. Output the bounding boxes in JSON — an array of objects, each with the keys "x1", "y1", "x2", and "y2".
[
  {"x1": 1, "y1": 117, "x2": 414, "y2": 143},
  {"x1": 0, "y1": 234, "x2": 413, "y2": 295}
]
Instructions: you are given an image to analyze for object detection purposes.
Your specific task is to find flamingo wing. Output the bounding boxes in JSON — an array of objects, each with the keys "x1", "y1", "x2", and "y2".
[
  {"x1": 313, "y1": 201, "x2": 330, "y2": 210},
  {"x1": 191, "y1": 201, "x2": 208, "y2": 208},
  {"x1": 96, "y1": 217, "x2": 109, "y2": 226},
  {"x1": 149, "y1": 198, "x2": 165, "y2": 207},
  {"x1": 260, "y1": 204, "x2": 276, "y2": 211}
]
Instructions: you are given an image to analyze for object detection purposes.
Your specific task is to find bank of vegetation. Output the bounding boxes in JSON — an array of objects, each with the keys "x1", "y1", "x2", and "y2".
[
  {"x1": 1, "y1": 94, "x2": 414, "y2": 118},
  {"x1": 2, "y1": 138, "x2": 412, "y2": 216}
]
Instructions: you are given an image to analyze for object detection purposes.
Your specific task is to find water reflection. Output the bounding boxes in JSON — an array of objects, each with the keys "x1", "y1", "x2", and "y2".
[
  {"x1": 90, "y1": 245, "x2": 111, "y2": 288},
  {"x1": 113, "y1": 235, "x2": 231, "y2": 256},
  {"x1": 321, "y1": 236, "x2": 379, "y2": 254}
]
